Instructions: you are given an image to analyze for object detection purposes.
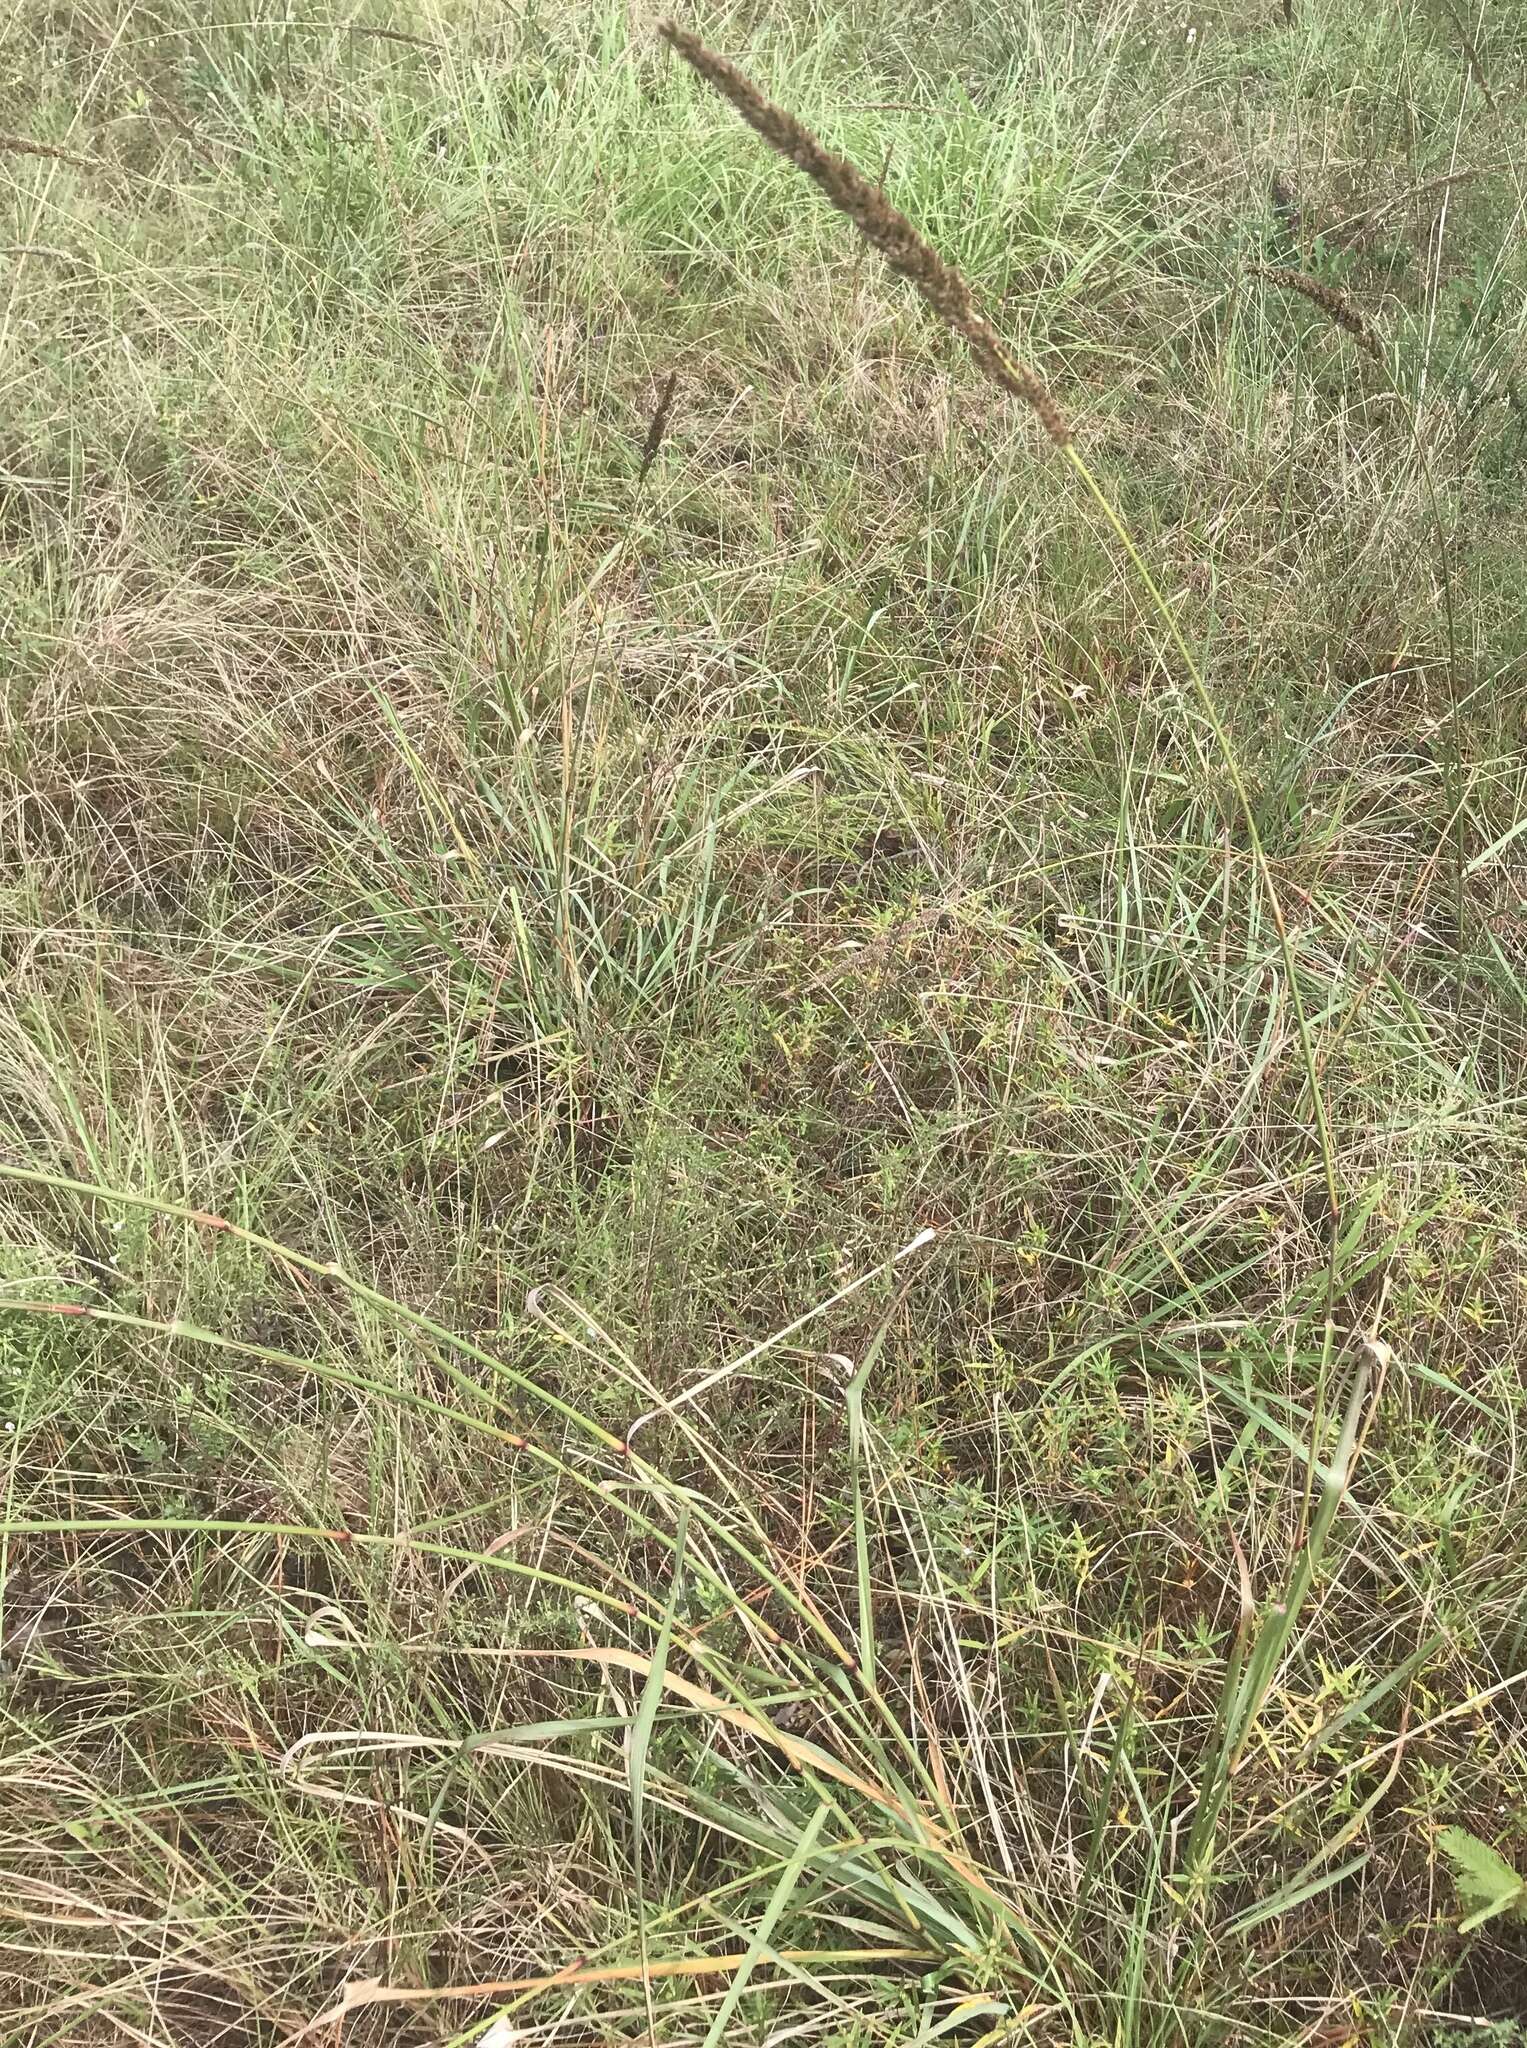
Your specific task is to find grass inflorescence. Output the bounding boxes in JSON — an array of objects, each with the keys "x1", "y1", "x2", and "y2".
[
  {"x1": 1261, "y1": 263, "x2": 1386, "y2": 359},
  {"x1": 658, "y1": 17, "x2": 1072, "y2": 443}
]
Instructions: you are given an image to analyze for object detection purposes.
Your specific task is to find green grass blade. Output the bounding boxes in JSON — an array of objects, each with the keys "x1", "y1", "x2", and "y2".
[{"x1": 699, "y1": 1799, "x2": 831, "y2": 2048}]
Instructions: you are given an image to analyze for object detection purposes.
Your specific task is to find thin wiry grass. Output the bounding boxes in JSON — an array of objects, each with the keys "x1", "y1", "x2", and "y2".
[{"x1": 4, "y1": 2, "x2": 1527, "y2": 2041}]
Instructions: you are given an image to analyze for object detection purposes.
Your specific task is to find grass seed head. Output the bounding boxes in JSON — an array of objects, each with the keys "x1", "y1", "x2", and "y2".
[
  {"x1": 657, "y1": 18, "x2": 1070, "y2": 446},
  {"x1": 1262, "y1": 265, "x2": 1383, "y2": 360}
]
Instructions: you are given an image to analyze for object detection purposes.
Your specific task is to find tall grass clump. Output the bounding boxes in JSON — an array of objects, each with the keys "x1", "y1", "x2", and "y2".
[{"x1": 655, "y1": 17, "x2": 1339, "y2": 1244}]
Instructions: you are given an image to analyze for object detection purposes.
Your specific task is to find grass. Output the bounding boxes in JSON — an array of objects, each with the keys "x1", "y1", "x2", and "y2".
[{"x1": 3, "y1": 0, "x2": 1527, "y2": 2041}]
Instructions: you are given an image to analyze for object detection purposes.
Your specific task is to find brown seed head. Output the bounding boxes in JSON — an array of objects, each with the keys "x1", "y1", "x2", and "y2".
[
  {"x1": 657, "y1": 18, "x2": 1069, "y2": 446},
  {"x1": 1262, "y1": 266, "x2": 1382, "y2": 361},
  {"x1": 637, "y1": 368, "x2": 679, "y2": 483},
  {"x1": 0, "y1": 132, "x2": 99, "y2": 171}
]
